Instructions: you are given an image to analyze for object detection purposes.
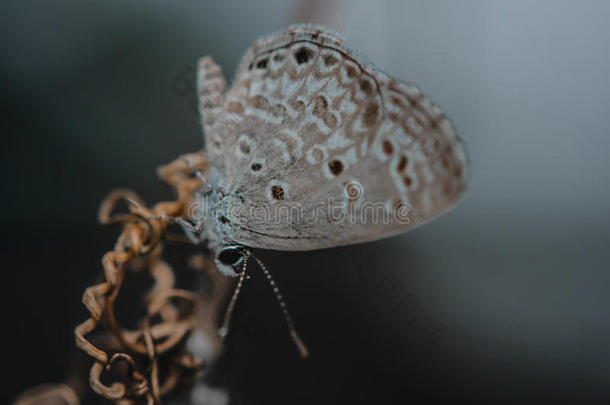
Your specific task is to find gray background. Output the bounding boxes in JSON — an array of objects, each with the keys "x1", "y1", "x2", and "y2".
[{"x1": 3, "y1": 0, "x2": 610, "y2": 403}]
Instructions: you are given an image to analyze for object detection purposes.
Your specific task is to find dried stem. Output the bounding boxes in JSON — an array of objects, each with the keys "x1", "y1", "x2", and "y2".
[{"x1": 66, "y1": 151, "x2": 231, "y2": 404}]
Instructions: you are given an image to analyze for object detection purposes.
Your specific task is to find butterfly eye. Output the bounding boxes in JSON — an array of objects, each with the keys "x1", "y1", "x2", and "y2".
[{"x1": 217, "y1": 246, "x2": 246, "y2": 267}]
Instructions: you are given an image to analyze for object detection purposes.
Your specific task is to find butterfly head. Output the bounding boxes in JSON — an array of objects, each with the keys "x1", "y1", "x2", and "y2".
[{"x1": 214, "y1": 244, "x2": 251, "y2": 277}]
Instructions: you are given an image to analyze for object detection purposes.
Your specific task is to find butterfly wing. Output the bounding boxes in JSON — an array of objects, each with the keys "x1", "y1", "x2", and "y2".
[
  {"x1": 205, "y1": 24, "x2": 468, "y2": 251},
  {"x1": 197, "y1": 56, "x2": 229, "y2": 183}
]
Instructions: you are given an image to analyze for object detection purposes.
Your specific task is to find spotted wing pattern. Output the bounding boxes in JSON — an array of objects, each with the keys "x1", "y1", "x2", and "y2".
[{"x1": 200, "y1": 24, "x2": 469, "y2": 251}]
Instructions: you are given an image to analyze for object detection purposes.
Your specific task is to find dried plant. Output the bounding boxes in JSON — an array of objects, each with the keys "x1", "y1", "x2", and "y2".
[{"x1": 16, "y1": 151, "x2": 231, "y2": 405}]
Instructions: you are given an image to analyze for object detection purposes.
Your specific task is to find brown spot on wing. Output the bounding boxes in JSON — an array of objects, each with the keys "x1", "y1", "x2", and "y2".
[
  {"x1": 397, "y1": 155, "x2": 408, "y2": 172},
  {"x1": 382, "y1": 140, "x2": 393, "y2": 155},
  {"x1": 256, "y1": 58, "x2": 268, "y2": 69},
  {"x1": 292, "y1": 100, "x2": 305, "y2": 113},
  {"x1": 359, "y1": 78, "x2": 373, "y2": 96},
  {"x1": 226, "y1": 101, "x2": 244, "y2": 114},
  {"x1": 323, "y1": 113, "x2": 338, "y2": 128},
  {"x1": 363, "y1": 103, "x2": 379, "y2": 126},
  {"x1": 294, "y1": 47, "x2": 313, "y2": 64},
  {"x1": 271, "y1": 185, "x2": 285, "y2": 200},
  {"x1": 248, "y1": 95, "x2": 269, "y2": 110},
  {"x1": 345, "y1": 65, "x2": 357, "y2": 78},
  {"x1": 323, "y1": 54, "x2": 338, "y2": 66},
  {"x1": 328, "y1": 160, "x2": 344, "y2": 176},
  {"x1": 313, "y1": 95, "x2": 329, "y2": 116},
  {"x1": 239, "y1": 141, "x2": 250, "y2": 154}
]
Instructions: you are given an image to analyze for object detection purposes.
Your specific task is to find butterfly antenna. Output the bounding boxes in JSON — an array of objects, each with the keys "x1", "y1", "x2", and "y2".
[
  {"x1": 219, "y1": 254, "x2": 249, "y2": 339},
  {"x1": 251, "y1": 254, "x2": 309, "y2": 358}
]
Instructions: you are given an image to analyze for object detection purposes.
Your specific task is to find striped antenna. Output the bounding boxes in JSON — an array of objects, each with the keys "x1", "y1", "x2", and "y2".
[
  {"x1": 251, "y1": 255, "x2": 309, "y2": 358},
  {"x1": 218, "y1": 254, "x2": 249, "y2": 338}
]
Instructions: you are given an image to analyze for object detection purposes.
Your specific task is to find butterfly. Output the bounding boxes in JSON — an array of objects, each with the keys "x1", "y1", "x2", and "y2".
[
  {"x1": 182, "y1": 24, "x2": 468, "y2": 355},
  {"x1": 192, "y1": 23, "x2": 468, "y2": 274}
]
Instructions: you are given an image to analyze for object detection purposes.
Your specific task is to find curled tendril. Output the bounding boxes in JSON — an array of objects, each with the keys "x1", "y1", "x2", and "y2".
[{"x1": 68, "y1": 151, "x2": 231, "y2": 404}]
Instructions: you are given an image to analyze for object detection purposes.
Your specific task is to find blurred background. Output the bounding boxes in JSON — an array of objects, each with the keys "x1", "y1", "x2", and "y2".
[{"x1": 3, "y1": 0, "x2": 610, "y2": 403}]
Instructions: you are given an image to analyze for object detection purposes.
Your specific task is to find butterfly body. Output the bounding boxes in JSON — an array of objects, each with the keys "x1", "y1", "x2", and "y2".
[{"x1": 195, "y1": 24, "x2": 469, "y2": 275}]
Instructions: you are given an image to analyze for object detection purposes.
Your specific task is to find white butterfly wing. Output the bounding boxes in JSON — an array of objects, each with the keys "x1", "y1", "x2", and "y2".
[{"x1": 201, "y1": 24, "x2": 468, "y2": 251}]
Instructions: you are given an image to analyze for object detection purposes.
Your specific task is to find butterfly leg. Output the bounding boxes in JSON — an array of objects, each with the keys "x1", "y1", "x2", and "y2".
[
  {"x1": 182, "y1": 156, "x2": 212, "y2": 192},
  {"x1": 149, "y1": 214, "x2": 205, "y2": 244},
  {"x1": 197, "y1": 56, "x2": 227, "y2": 131},
  {"x1": 176, "y1": 218, "x2": 205, "y2": 244}
]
